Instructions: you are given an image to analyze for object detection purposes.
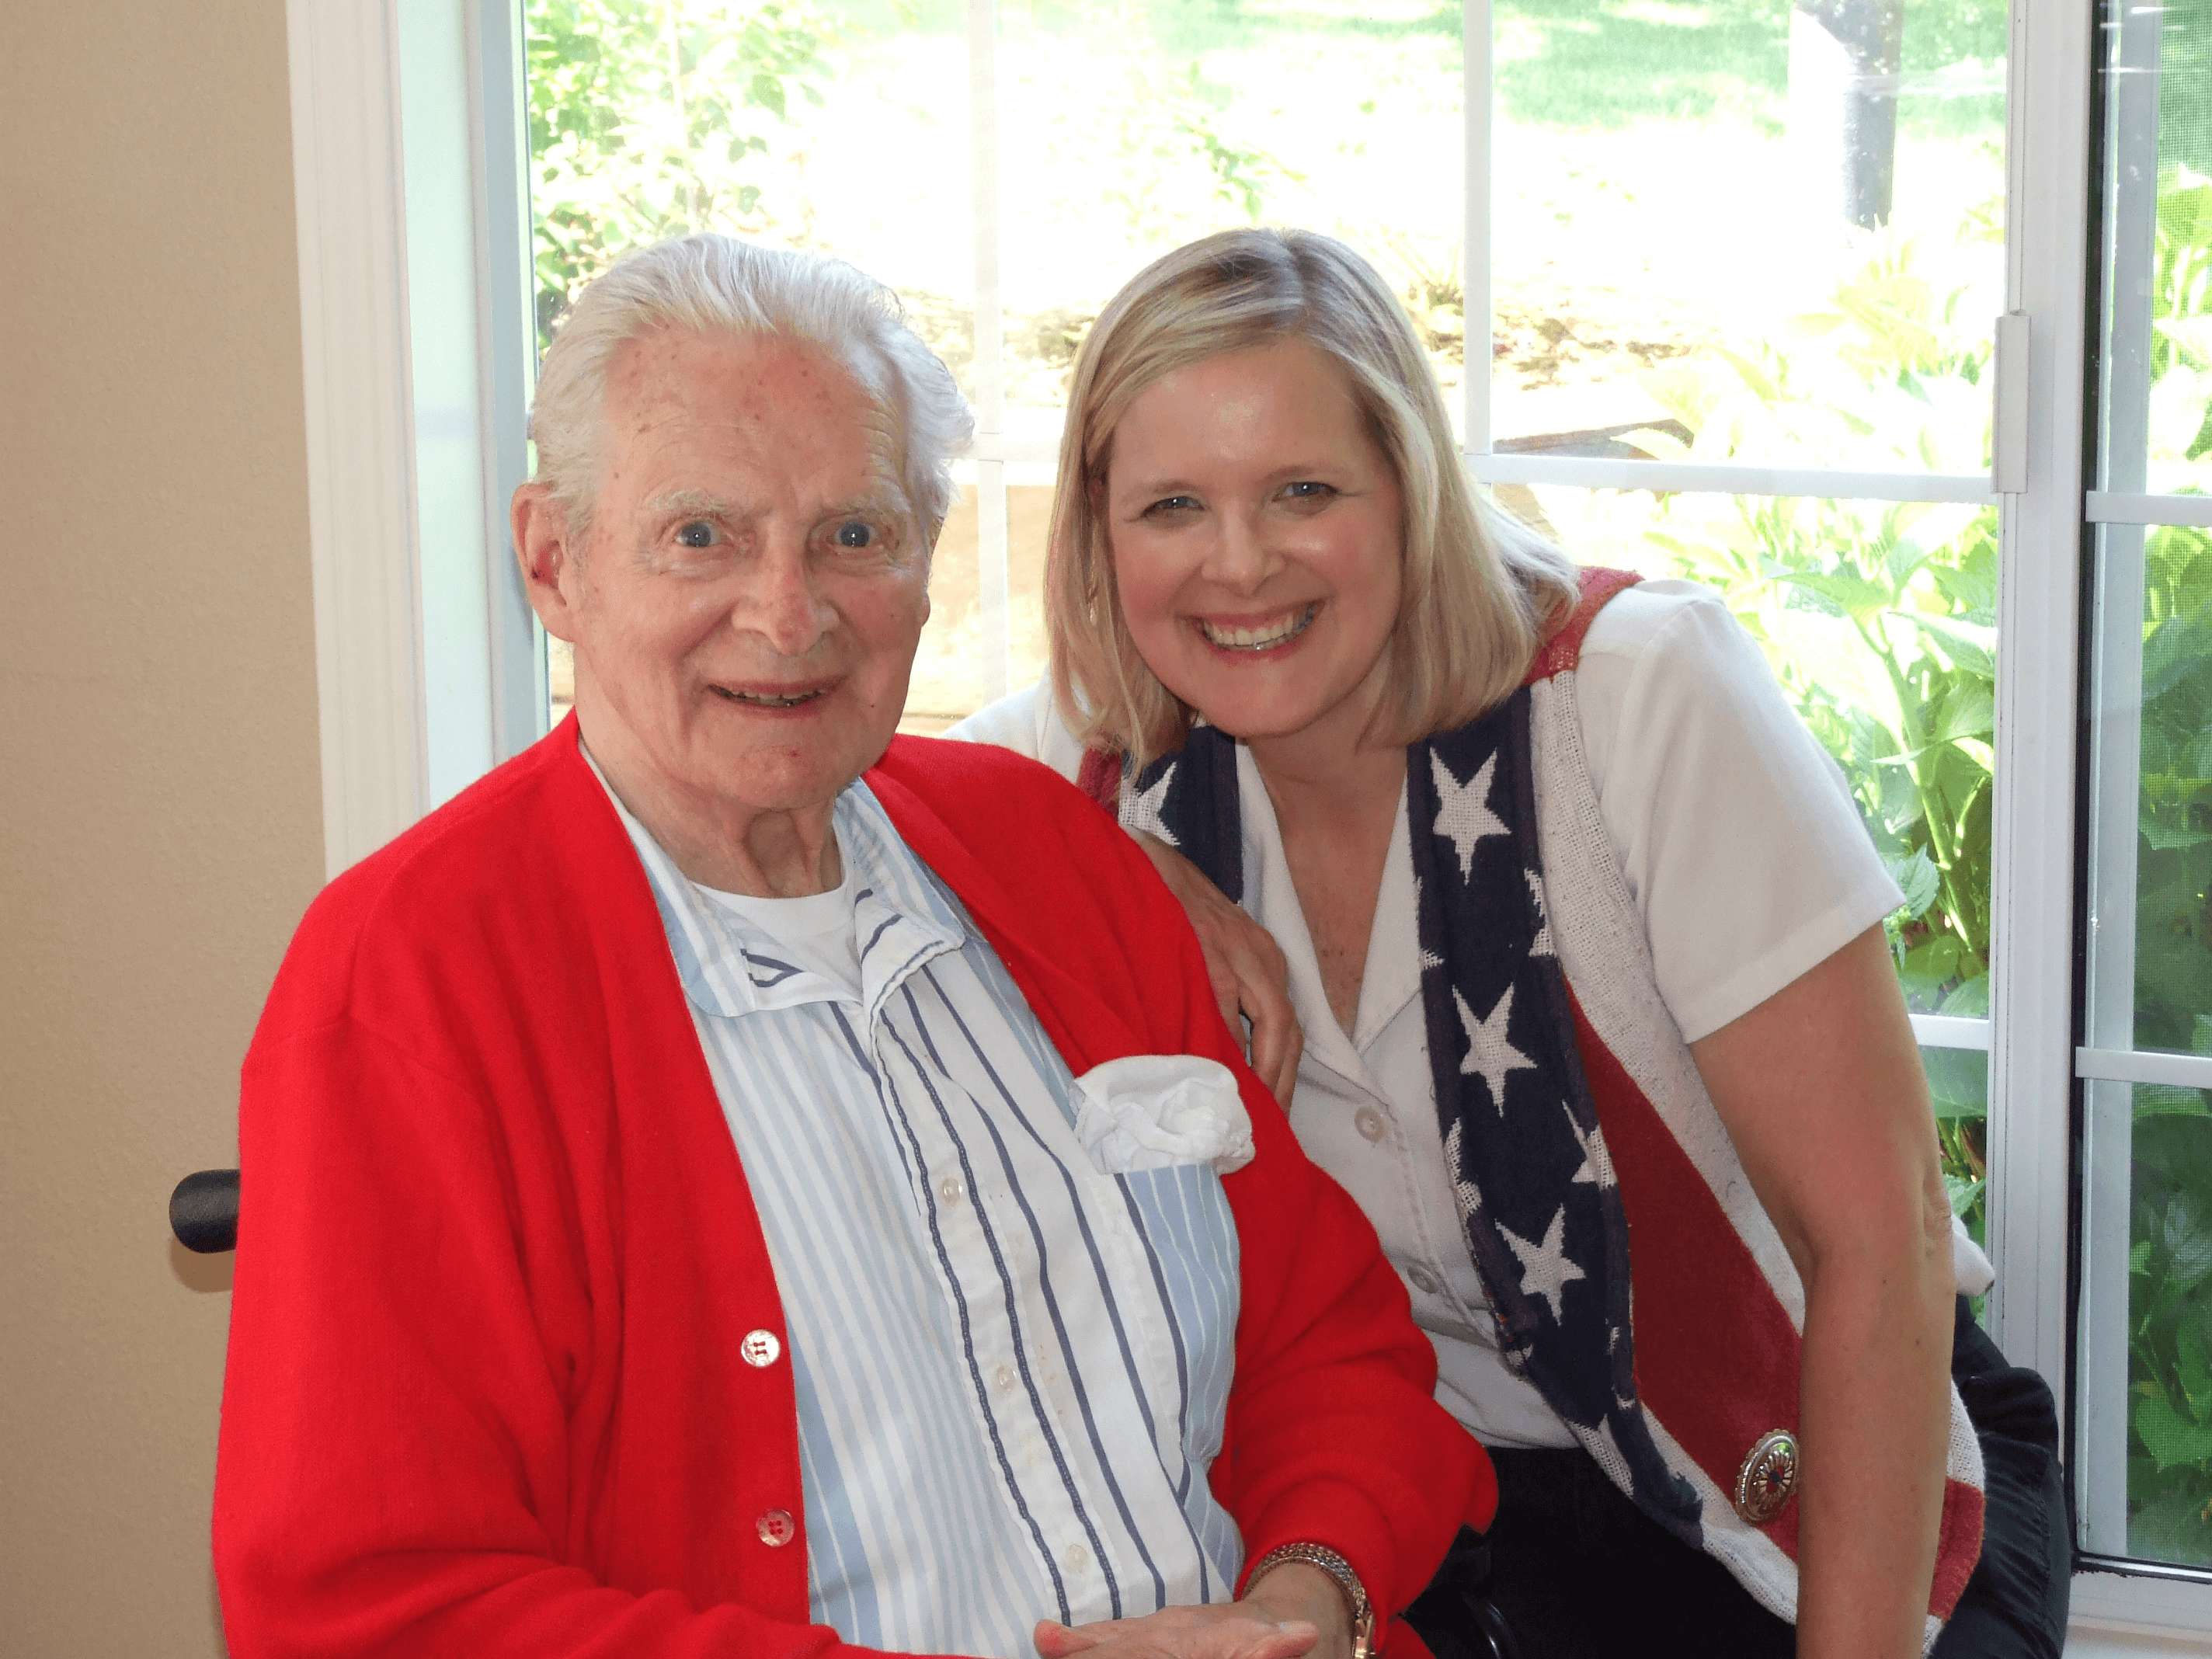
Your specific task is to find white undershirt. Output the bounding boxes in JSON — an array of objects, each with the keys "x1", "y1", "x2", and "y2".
[
  {"x1": 948, "y1": 579, "x2": 1926, "y2": 1446},
  {"x1": 698, "y1": 858, "x2": 864, "y2": 1000}
]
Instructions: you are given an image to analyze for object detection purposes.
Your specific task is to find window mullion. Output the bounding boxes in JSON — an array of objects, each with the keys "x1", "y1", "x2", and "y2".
[
  {"x1": 967, "y1": 0, "x2": 1010, "y2": 704},
  {"x1": 1982, "y1": 0, "x2": 2093, "y2": 1393},
  {"x1": 1462, "y1": 0, "x2": 1490, "y2": 459}
]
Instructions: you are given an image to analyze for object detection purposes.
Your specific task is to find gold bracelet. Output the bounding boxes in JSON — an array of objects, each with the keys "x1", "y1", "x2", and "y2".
[{"x1": 1246, "y1": 1541, "x2": 1376, "y2": 1659}]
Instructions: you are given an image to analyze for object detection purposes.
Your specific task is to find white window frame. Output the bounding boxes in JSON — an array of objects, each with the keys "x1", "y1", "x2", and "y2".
[{"x1": 282, "y1": 0, "x2": 2212, "y2": 1640}]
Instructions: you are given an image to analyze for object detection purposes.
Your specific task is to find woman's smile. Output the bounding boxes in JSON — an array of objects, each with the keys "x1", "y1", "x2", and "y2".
[{"x1": 1193, "y1": 603, "x2": 1320, "y2": 653}]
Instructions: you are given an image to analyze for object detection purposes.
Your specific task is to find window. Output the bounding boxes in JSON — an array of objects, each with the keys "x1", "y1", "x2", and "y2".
[
  {"x1": 287, "y1": 0, "x2": 2207, "y2": 1638},
  {"x1": 2075, "y1": 0, "x2": 2212, "y2": 1577}
]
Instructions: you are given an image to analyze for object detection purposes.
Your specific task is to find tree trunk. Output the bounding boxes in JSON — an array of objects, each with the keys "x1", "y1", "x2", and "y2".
[{"x1": 1792, "y1": 0, "x2": 1905, "y2": 229}]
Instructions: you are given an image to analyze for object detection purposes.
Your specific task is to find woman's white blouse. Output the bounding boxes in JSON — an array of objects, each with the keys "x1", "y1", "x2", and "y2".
[{"x1": 946, "y1": 580, "x2": 1919, "y2": 1447}]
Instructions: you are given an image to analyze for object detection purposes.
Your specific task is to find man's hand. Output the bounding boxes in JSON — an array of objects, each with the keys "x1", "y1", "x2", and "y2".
[
  {"x1": 1033, "y1": 1563, "x2": 1350, "y2": 1659},
  {"x1": 1130, "y1": 830, "x2": 1304, "y2": 1105}
]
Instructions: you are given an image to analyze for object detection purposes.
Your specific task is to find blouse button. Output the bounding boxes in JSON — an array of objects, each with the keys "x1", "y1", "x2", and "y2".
[
  {"x1": 1407, "y1": 1264, "x2": 1442, "y2": 1296},
  {"x1": 1355, "y1": 1108, "x2": 1387, "y2": 1143},
  {"x1": 1064, "y1": 1542, "x2": 1090, "y2": 1573},
  {"x1": 940, "y1": 1175, "x2": 965, "y2": 1205},
  {"x1": 740, "y1": 1329, "x2": 781, "y2": 1368},
  {"x1": 756, "y1": 1509, "x2": 798, "y2": 1548}
]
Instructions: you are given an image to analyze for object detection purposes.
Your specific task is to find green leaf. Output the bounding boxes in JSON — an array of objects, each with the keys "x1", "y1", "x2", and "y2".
[
  {"x1": 1887, "y1": 848, "x2": 1941, "y2": 921},
  {"x1": 2127, "y1": 1483, "x2": 2212, "y2": 1568},
  {"x1": 2137, "y1": 1085, "x2": 2212, "y2": 1122},
  {"x1": 1786, "y1": 571, "x2": 1894, "y2": 623},
  {"x1": 2136, "y1": 1239, "x2": 2158, "y2": 1275},
  {"x1": 2135, "y1": 1386, "x2": 2212, "y2": 1471},
  {"x1": 1905, "y1": 612, "x2": 1997, "y2": 679}
]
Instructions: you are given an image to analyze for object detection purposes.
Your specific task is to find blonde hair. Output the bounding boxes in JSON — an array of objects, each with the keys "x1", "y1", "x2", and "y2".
[{"x1": 1046, "y1": 228, "x2": 1579, "y2": 769}]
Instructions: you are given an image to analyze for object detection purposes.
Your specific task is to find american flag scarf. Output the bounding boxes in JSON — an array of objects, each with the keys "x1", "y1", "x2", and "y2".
[{"x1": 1104, "y1": 683, "x2": 1706, "y2": 1546}]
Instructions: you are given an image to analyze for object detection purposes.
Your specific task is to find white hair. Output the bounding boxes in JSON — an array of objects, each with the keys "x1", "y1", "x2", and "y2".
[{"x1": 528, "y1": 235, "x2": 973, "y2": 547}]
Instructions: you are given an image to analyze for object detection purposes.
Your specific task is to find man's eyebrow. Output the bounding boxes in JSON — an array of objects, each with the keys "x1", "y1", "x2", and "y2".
[{"x1": 642, "y1": 489, "x2": 750, "y2": 519}]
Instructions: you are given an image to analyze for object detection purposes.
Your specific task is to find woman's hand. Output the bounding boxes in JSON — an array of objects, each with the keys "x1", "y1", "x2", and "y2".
[
  {"x1": 1034, "y1": 1563, "x2": 1348, "y2": 1659},
  {"x1": 1130, "y1": 830, "x2": 1305, "y2": 1105}
]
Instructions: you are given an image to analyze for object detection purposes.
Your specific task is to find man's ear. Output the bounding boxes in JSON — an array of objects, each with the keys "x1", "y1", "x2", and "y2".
[{"x1": 513, "y1": 483, "x2": 582, "y2": 642}]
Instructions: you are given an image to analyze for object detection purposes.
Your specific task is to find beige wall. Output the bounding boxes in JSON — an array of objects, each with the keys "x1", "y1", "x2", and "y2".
[{"x1": 0, "y1": 0, "x2": 324, "y2": 1652}]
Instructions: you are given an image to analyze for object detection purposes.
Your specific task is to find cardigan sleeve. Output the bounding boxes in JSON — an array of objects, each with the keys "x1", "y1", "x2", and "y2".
[{"x1": 214, "y1": 1013, "x2": 947, "y2": 1659}]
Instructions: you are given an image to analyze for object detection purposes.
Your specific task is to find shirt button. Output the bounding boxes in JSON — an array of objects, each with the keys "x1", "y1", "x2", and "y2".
[
  {"x1": 1355, "y1": 1108, "x2": 1387, "y2": 1143},
  {"x1": 995, "y1": 1364, "x2": 1017, "y2": 1392},
  {"x1": 740, "y1": 1329, "x2": 782, "y2": 1368},
  {"x1": 756, "y1": 1509, "x2": 798, "y2": 1548},
  {"x1": 1407, "y1": 1264, "x2": 1442, "y2": 1296},
  {"x1": 940, "y1": 1175, "x2": 965, "y2": 1205},
  {"x1": 1064, "y1": 1542, "x2": 1089, "y2": 1572}
]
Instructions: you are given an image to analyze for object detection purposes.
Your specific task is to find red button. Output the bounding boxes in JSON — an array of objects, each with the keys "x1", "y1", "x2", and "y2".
[{"x1": 756, "y1": 1508, "x2": 798, "y2": 1548}]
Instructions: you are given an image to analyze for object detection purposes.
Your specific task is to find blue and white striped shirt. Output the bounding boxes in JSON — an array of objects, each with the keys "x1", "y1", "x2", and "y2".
[{"x1": 598, "y1": 768, "x2": 1246, "y2": 1657}]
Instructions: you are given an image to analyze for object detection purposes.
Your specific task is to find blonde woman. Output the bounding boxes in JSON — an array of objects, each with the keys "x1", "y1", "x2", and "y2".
[{"x1": 950, "y1": 230, "x2": 2064, "y2": 1659}]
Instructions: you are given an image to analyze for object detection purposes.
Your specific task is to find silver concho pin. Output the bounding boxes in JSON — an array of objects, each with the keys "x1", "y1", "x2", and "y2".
[{"x1": 1733, "y1": 1428, "x2": 1800, "y2": 1525}]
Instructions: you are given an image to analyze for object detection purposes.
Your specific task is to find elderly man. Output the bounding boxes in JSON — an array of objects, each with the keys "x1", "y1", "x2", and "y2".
[{"x1": 213, "y1": 235, "x2": 1486, "y2": 1659}]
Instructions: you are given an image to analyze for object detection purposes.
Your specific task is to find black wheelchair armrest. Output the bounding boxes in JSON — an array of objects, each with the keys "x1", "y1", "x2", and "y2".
[{"x1": 170, "y1": 1168, "x2": 239, "y2": 1254}]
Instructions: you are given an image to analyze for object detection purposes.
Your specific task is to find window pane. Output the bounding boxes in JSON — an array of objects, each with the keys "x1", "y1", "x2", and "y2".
[
  {"x1": 1491, "y1": 1, "x2": 2005, "y2": 472},
  {"x1": 2081, "y1": 1079, "x2": 2212, "y2": 1570},
  {"x1": 996, "y1": 3, "x2": 1465, "y2": 430},
  {"x1": 2078, "y1": 513, "x2": 2212, "y2": 1567},
  {"x1": 1518, "y1": 481, "x2": 1997, "y2": 1019},
  {"x1": 2098, "y1": 0, "x2": 2212, "y2": 497},
  {"x1": 1923, "y1": 1045, "x2": 1989, "y2": 1255},
  {"x1": 524, "y1": 0, "x2": 983, "y2": 731},
  {"x1": 901, "y1": 480, "x2": 1055, "y2": 735}
]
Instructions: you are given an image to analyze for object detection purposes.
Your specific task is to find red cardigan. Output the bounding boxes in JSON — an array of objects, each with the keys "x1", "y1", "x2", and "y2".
[{"x1": 214, "y1": 720, "x2": 1489, "y2": 1659}]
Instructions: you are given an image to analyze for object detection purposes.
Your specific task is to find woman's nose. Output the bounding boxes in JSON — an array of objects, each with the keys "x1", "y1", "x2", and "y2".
[{"x1": 1199, "y1": 513, "x2": 1275, "y2": 594}]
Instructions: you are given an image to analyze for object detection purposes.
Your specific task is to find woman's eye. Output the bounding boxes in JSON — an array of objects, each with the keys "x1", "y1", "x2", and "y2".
[
  {"x1": 1145, "y1": 496, "x2": 1202, "y2": 519},
  {"x1": 675, "y1": 520, "x2": 720, "y2": 549},
  {"x1": 833, "y1": 520, "x2": 876, "y2": 549},
  {"x1": 1281, "y1": 481, "x2": 1336, "y2": 504}
]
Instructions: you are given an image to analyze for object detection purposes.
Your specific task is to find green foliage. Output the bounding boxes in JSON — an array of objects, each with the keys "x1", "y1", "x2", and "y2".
[
  {"x1": 1623, "y1": 184, "x2": 2212, "y2": 1568},
  {"x1": 526, "y1": 0, "x2": 844, "y2": 348}
]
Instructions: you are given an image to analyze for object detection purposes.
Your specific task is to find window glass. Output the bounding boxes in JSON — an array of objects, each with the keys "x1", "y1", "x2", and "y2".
[
  {"x1": 1524, "y1": 482, "x2": 1997, "y2": 1024},
  {"x1": 2081, "y1": 518, "x2": 2212, "y2": 1570},
  {"x1": 1491, "y1": 0, "x2": 2005, "y2": 473},
  {"x1": 991, "y1": 2, "x2": 1463, "y2": 431},
  {"x1": 2079, "y1": 0, "x2": 2212, "y2": 1570},
  {"x1": 2099, "y1": 0, "x2": 2212, "y2": 498},
  {"x1": 527, "y1": 0, "x2": 980, "y2": 731}
]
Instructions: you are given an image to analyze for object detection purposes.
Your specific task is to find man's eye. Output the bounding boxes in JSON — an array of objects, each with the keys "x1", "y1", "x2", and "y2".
[
  {"x1": 833, "y1": 520, "x2": 876, "y2": 549},
  {"x1": 675, "y1": 520, "x2": 720, "y2": 548}
]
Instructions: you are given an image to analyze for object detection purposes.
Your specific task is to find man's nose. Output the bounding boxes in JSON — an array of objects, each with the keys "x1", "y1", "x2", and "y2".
[
  {"x1": 1198, "y1": 512, "x2": 1276, "y2": 595},
  {"x1": 737, "y1": 539, "x2": 838, "y2": 659}
]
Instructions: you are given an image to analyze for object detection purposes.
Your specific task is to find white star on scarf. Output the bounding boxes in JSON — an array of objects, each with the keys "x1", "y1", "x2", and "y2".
[
  {"x1": 1125, "y1": 763, "x2": 1179, "y2": 847},
  {"x1": 1497, "y1": 1204, "x2": 1586, "y2": 1323},
  {"x1": 1525, "y1": 868, "x2": 1554, "y2": 958},
  {"x1": 1456, "y1": 983, "x2": 1538, "y2": 1112},
  {"x1": 1563, "y1": 1101, "x2": 1615, "y2": 1187},
  {"x1": 1431, "y1": 750, "x2": 1509, "y2": 880}
]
